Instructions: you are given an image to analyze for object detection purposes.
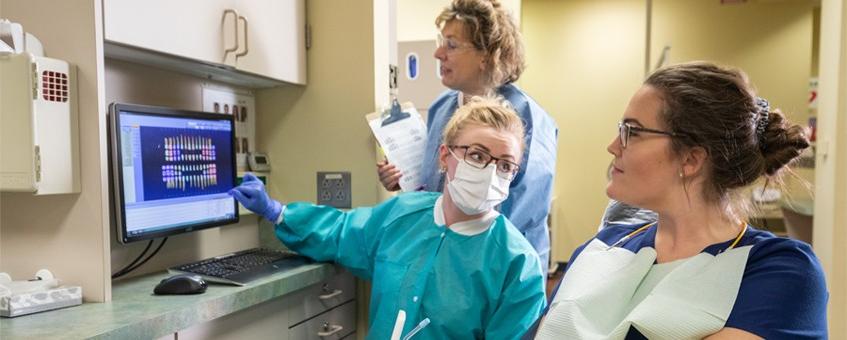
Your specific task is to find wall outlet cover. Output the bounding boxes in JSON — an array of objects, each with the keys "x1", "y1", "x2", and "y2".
[{"x1": 317, "y1": 172, "x2": 351, "y2": 208}]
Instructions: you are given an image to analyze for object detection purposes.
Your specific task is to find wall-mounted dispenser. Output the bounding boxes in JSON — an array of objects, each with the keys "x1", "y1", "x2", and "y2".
[{"x1": 0, "y1": 51, "x2": 80, "y2": 195}]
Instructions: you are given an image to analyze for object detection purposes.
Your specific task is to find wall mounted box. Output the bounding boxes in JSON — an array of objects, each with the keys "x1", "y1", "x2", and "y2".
[{"x1": 0, "y1": 52, "x2": 80, "y2": 195}]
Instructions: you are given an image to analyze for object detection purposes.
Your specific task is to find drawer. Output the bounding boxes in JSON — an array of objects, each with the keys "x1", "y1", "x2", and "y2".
[
  {"x1": 288, "y1": 268, "x2": 356, "y2": 326},
  {"x1": 289, "y1": 301, "x2": 357, "y2": 340}
]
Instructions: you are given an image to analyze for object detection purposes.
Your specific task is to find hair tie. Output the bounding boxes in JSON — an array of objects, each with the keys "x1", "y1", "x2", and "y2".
[{"x1": 755, "y1": 97, "x2": 770, "y2": 151}]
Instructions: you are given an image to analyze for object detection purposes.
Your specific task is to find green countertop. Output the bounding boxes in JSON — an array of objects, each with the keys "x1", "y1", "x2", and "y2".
[{"x1": 1, "y1": 263, "x2": 338, "y2": 339}]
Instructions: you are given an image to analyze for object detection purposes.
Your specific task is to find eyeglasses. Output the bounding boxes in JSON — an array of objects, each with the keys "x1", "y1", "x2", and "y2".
[
  {"x1": 448, "y1": 145, "x2": 520, "y2": 180},
  {"x1": 436, "y1": 33, "x2": 476, "y2": 54},
  {"x1": 618, "y1": 121, "x2": 686, "y2": 148}
]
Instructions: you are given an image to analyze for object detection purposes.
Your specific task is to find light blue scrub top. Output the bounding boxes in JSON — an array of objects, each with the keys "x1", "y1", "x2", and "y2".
[
  {"x1": 276, "y1": 192, "x2": 547, "y2": 339},
  {"x1": 420, "y1": 84, "x2": 558, "y2": 273}
]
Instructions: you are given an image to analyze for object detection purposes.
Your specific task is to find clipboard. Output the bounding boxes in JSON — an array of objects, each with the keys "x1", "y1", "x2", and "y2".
[
  {"x1": 381, "y1": 99, "x2": 410, "y2": 126},
  {"x1": 366, "y1": 101, "x2": 427, "y2": 192}
]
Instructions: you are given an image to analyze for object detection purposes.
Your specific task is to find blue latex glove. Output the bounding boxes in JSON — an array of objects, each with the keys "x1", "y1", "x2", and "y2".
[{"x1": 229, "y1": 173, "x2": 283, "y2": 223}]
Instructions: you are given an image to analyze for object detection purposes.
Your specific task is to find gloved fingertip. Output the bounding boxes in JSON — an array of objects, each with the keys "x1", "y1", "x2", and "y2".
[{"x1": 230, "y1": 189, "x2": 247, "y2": 202}]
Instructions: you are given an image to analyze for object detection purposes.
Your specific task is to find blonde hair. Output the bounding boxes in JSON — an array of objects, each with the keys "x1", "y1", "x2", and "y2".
[
  {"x1": 436, "y1": 0, "x2": 526, "y2": 88},
  {"x1": 442, "y1": 96, "x2": 525, "y2": 153}
]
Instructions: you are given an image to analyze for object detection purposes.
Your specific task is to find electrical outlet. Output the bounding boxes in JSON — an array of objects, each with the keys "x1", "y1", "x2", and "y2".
[{"x1": 317, "y1": 172, "x2": 351, "y2": 208}]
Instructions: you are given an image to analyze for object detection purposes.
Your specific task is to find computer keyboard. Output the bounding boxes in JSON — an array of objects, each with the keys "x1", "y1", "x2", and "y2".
[{"x1": 169, "y1": 248, "x2": 311, "y2": 286}]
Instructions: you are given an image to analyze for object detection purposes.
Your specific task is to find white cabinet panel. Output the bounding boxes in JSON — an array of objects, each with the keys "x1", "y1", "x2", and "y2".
[
  {"x1": 235, "y1": 0, "x2": 306, "y2": 84},
  {"x1": 104, "y1": 0, "x2": 237, "y2": 66},
  {"x1": 103, "y1": 0, "x2": 306, "y2": 86}
]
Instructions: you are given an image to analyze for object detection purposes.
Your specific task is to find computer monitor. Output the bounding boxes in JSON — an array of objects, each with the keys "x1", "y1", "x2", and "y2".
[{"x1": 109, "y1": 103, "x2": 239, "y2": 244}]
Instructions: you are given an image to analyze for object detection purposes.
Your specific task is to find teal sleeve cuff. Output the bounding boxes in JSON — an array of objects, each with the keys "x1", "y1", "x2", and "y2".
[{"x1": 274, "y1": 205, "x2": 286, "y2": 225}]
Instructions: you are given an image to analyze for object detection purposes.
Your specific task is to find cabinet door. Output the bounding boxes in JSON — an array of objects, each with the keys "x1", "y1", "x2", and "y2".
[
  {"x1": 177, "y1": 296, "x2": 290, "y2": 340},
  {"x1": 104, "y1": 0, "x2": 239, "y2": 66},
  {"x1": 235, "y1": 0, "x2": 306, "y2": 84}
]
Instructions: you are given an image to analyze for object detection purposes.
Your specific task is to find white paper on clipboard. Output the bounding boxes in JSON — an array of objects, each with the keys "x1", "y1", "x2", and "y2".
[{"x1": 366, "y1": 103, "x2": 427, "y2": 192}]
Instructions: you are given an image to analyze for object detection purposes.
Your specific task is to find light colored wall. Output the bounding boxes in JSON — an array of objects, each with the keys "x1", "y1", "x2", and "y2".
[
  {"x1": 521, "y1": 0, "x2": 648, "y2": 261},
  {"x1": 255, "y1": 2, "x2": 388, "y2": 338},
  {"x1": 522, "y1": 0, "x2": 817, "y2": 262},
  {"x1": 813, "y1": 0, "x2": 847, "y2": 337},
  {"x1": 0, "y1": 0, "x2": 111, "y2": 302},
  {"x1": 651, "y1": 0, "x2": 816, "y2": 125},
  {"x1": 255, "y1": 1, "x2": 381, "y2": 208},
  {"x1": 104, "y1": 59, "x2": 262, "y2": 280},
  {"x1": 397, "y1": 0, "x2": 521, "y2": 42}
]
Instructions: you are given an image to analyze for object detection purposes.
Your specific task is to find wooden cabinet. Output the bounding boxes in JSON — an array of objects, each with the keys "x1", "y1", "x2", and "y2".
[
  {"x1": 288, "y1": 301, "x2": 357, "y2": 340},
  {"x1": 103, "y1": 0, "x2": 236, "y2": 67},
  {"x1": 103, "y1": 0, "x2": 306, "y2": 86},
  {"x1": 176, "y1": 270, "x2": 356, "y2": 340},
  {"x1": 235, "y1": 0, "x2": 306, "y2": 85}
]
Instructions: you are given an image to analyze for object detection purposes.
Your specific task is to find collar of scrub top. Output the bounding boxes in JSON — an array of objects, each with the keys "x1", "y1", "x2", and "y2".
[
  {"x1": 433, "y1": 196, "x2": 500, "y2": 236},
  {"x1": 606, "y1": 221, "x2": 748, "y2": 254}
]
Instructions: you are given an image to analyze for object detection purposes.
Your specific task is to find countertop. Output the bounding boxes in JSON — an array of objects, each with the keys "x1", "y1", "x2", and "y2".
[{"x1": 0, "y1": 263, "x2": 338, "y2": 339}]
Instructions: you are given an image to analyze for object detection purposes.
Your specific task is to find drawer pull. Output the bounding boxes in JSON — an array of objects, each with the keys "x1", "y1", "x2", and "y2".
[
  {"x1": 318, "y1": 288, "x2": 343, "y2": 300},
  {"x1": 317, "y1": 323, "x2": 344, "y2": 337}
]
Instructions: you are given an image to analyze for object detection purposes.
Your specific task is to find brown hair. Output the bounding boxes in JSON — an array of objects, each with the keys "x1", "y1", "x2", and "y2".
[
  {"x1": 645, "y1": 62, "x2": 810, "y2": 208},
  {"x1": 442, "y1": 96, "x2": 526, "y2": 153},
  {"x1": 436, "y1": 0, "x2": 525, "y2": 88}
]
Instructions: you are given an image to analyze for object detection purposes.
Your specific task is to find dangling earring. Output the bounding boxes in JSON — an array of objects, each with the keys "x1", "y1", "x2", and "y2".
[
  {"x1": 439, "y1": 167, "x2": 446, "y2": 174},
  {"x1": 678, "y1": 170, "x2": 684, "y2": 179}
]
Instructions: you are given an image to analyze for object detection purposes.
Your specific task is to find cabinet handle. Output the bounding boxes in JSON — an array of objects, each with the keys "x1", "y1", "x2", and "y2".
[
  {"x1": 318, "y1": 289, "x2": 343, "y2": 300},
  {"x1": 317, "y1": 323, "x2": 344, "y2": 337},
  {"x1": 235, "y1": 15, "x2": 249, "y2": 59},
  {"x1": 221, "y1": 9, "x2": 240, "y2": 63}
]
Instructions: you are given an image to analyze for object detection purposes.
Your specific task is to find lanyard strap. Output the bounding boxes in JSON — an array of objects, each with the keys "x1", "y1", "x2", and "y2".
[
  {"x1": 608, "y1": 221, "x2": 747, "y2": 253},
  {"x1": 606, "y1": 222, "x2": 657, "y2": 250},
  {"x1": 724, "y1": 223, "x2": 747, "y2": 252}
]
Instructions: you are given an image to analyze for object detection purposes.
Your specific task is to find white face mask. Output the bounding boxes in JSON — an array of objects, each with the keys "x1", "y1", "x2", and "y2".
[{"x1": 446, "y1": 157, "x2": 512, "y2": 215}]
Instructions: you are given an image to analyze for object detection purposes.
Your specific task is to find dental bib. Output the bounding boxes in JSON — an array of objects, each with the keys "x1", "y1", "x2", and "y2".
[{"x1": 537, "y1": 238, "x2": 751, "y2": 339}]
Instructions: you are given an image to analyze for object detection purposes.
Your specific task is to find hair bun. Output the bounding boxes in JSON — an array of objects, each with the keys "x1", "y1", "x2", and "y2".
[{"x1": 760, "y1": 109, "x2": 810, "y2": 176}]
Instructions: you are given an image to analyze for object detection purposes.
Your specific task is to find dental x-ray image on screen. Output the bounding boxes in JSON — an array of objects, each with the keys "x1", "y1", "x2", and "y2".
[{"x1": 109, "y1": 103, "x2": 239, "y2": 244}]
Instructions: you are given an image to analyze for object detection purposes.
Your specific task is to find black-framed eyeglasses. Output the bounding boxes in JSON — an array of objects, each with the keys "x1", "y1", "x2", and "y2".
[
  {"x1": 448, "y1": 145, "x2": 520, "y2": 180},
  {"x1": 618, "y1": 121, "x2": 686, "y2": 148}
]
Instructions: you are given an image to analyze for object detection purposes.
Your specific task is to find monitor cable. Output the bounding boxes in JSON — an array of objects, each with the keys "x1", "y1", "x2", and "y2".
[{"x1": 111, "y1": 237, "x2": 168, "y2": 280}]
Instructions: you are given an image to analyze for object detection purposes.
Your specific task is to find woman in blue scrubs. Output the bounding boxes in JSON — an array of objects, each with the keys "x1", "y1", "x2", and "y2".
[
  {"x1": 535, "y1": 62, "x2": 827, "y2": 339},
  {"x1": 377, "y1": 0, "x2": 558, "y2": 275},
  {"x1": 232, "y1": 98, "x2": 546, "y2": 339}
]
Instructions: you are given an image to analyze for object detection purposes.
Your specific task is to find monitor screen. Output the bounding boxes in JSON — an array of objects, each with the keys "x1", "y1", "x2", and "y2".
[{"x1": 110, "y1": 103, "x2": 239, "y2": 243}]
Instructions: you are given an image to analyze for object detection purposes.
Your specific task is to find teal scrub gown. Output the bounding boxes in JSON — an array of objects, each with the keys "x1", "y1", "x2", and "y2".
[{"x1": 276, "y1": 191, "x2": 546, "y2": 339}]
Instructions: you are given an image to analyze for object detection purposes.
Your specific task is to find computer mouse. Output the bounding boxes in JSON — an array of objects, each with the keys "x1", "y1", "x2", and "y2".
[{"x1": 153, "y1": 274, "x2": 207, "y2": 295}]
